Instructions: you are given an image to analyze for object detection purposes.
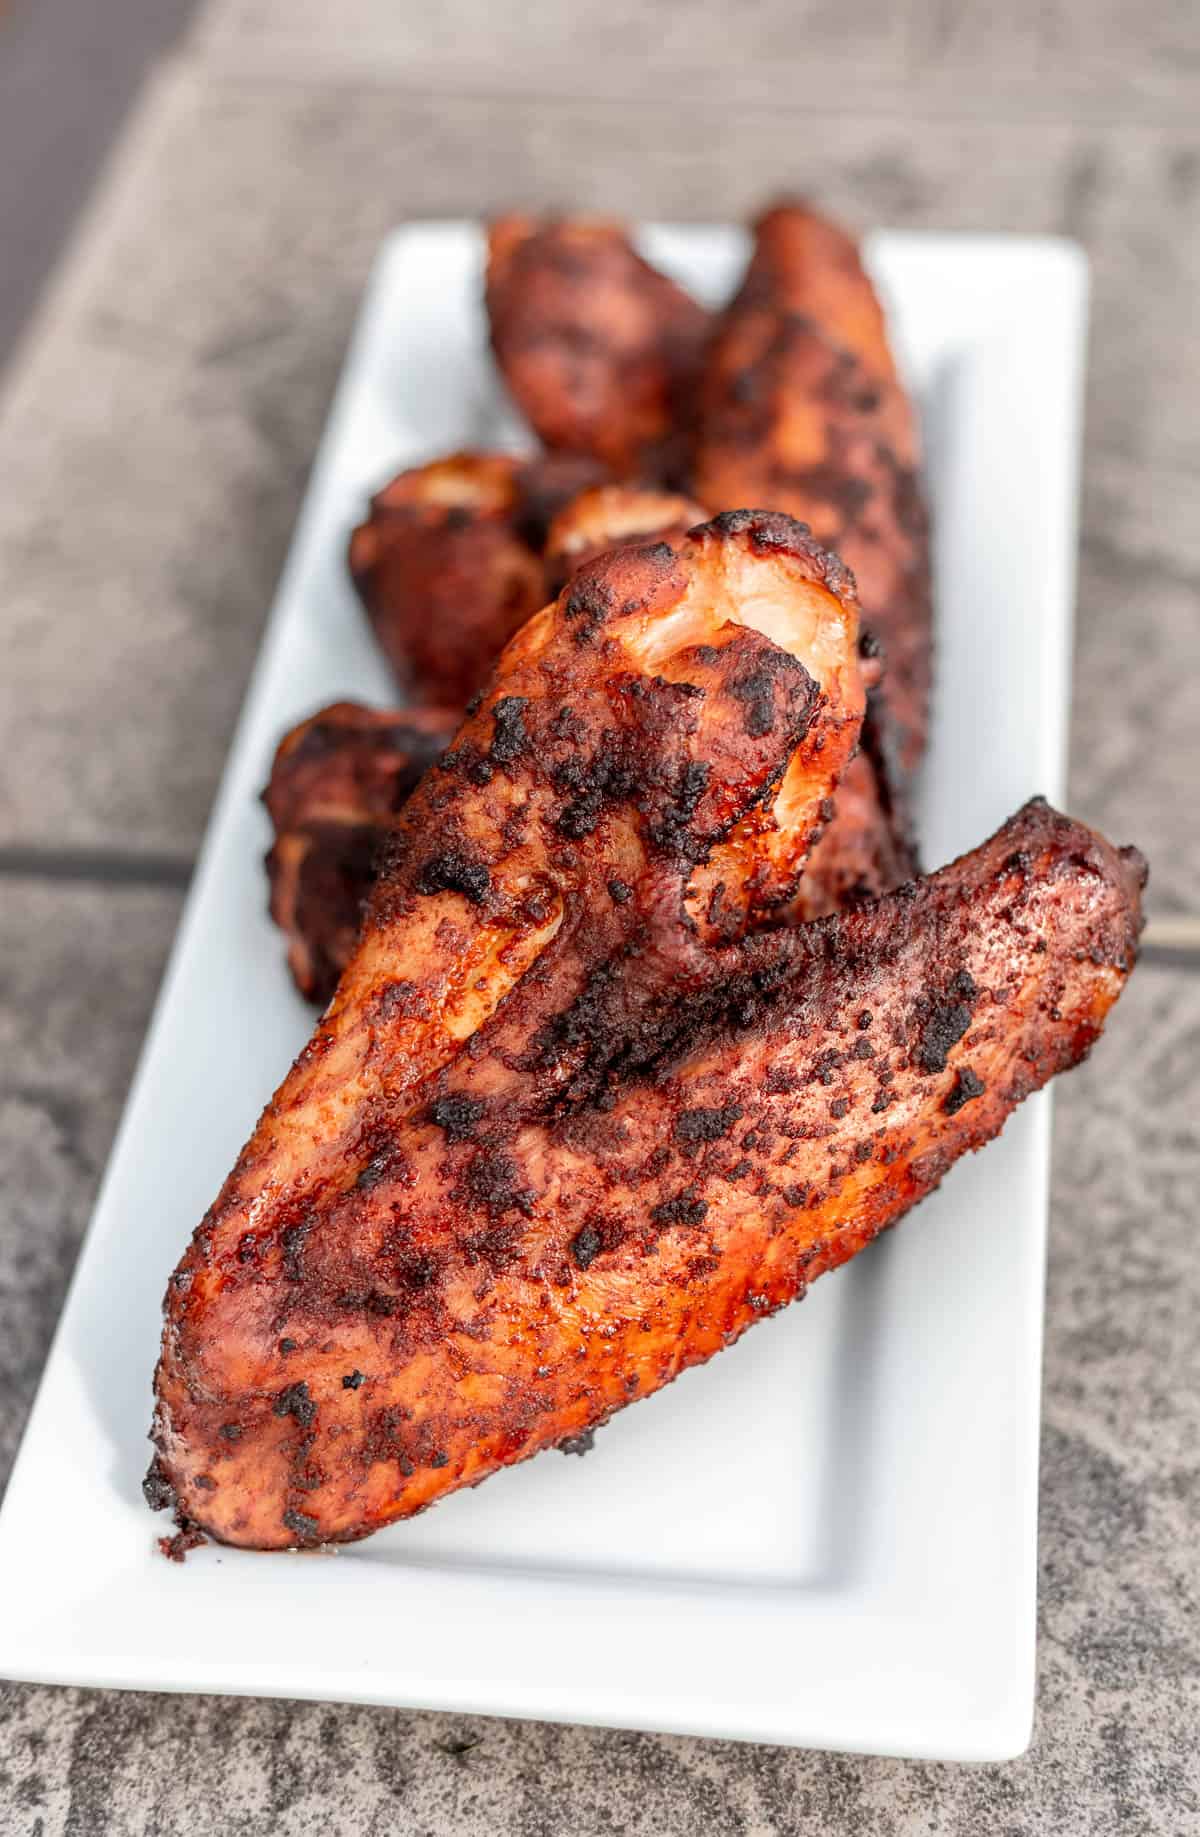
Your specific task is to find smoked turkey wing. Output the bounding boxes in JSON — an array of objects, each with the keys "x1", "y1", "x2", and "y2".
[
  {"x1": 348, "y1": 450, "x2": 614, "y2": 708},
  {"x1": 486, "y1": 215, "x2": 709, "y2": 481},
  {"x1": 543, "y1": 483, "x2": 707, "y2": 595},
  {"x1": 693, "y1": 202, "x2": 930, "y2": 915},
  {"x1": 348, "y1": 452, "x2": 546, "y2": 708},
  {"x1": 151, "y1": 512, "x2": 866, "y2": 1533},
  {"x1": 273, "y1": 507, "x2": 866, "y2": 1000},
  {"x1": 694, "y1": 303, "x2": 930, "y2": 778},
  {"x1": 743, "y1": 199, "x2": 917, "y2": 459},
  {"x1": 149, "y1": 798, "x2": 1143, "y2": 1548},
  {"x1": 264, "y1": 703, "x2": 456, "y2": 1004},
  {"x1": 272, "y1": 486, "x2": 704, "y2": 1004}
]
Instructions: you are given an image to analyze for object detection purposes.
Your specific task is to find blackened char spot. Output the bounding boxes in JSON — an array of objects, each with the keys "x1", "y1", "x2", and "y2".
[
  {"x1": 273, "y1": 1382, "x2": 316, "y2": 1428},
  {"x1": 376, "y1": 980, "x2": 423, "y2": 1019},
  {"x1": 159, "y1": 1518, "x2": 206, "y2": 1562},
  {"x1": 675, "y1": 1102, "x2": 743, "y2": 1143},
  {"x1": 916, "y1": 1006, "x2": 972, "y2": 1073},
  {"x1": 466, "y1": 1149, "x2": 534, "y2": 1216},
  {"x1": 415, "y1": 850, "x2": 491, "y2": 905},
  {"x1": 356, "y1": 1137, "x2": 412, "y2": 1192},
  {"x1": 529, "y1": 958, "x2": 620, "y2": 1070},
  {"x1": 651, "y1": 1189, "x2": 709, "y2": 1228},
  {"x1": 570, "y1": 1224, "x2": 603, "y2": 1269},
  {"x1": 362, "y1": 1405, "x2": 416, "y2": 1472},
  {"x1": 943, "y1": 1067, "x2": 986, "y2": 1115},
  {"x1": 916, "y1": 971, "x2": 978, "y2": 1075},
  {"x1": 489, "y1": 696, "x2": 529, "y2": 765},
  {"x1": 280, "y1": 1219, "x2": 309, "y2": 1281},
  {"x1": 142, "y1": 1456, "x2": 175, "y2": 1513},
  {"x1": 563, "y1": 574, "x2": 613, "y2": 645},
  {"x1": 728, "y1": 648, "x2": 816, "y2": 740},
  {"x1": 393, "y1": 1250, "x2": 439, "y2": 1292},
  {"x1": 219, "y1": 1422, "x2": 243, "y2": 1442},
  {"x1": 429, "y1": 1093, "x2": 487, "y2": 1141},
  {"x1": 282, "y1": 1509, "x2": 320, "y2": 1542},
  {"x1": 465, "y1": 1223, "x2": 523, "y2": 1271},
  {"x1": 648, "y1": 759, "x2": 710, "y2": 858},
  {"x1": 557, "y1": 797, "x2": 602, "y2": 840},
  {"x1": 554, "y1": 733, "x2": 636, "y2": 841},
  {"x1": 342, "y1": 1370, "x2": 365, "y2": 1390}
]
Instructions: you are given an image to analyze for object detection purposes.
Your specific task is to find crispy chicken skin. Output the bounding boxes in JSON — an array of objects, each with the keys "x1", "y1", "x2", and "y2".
[
  {"x1": 149, "y1": 798, "x2": 1143, "y2": 1548},
  {"x1": 544, "y1": 483, "x2": 708, "y2": 595},
  {"x1": 694, "y1": 200, "x2": 930, "y2": 786},
  {"x1": 486, "y1": 215, "x2": 709, "y2": 480},
  {"x1": 264, "y1": 703, "x2": 456, "y2": 1004}
]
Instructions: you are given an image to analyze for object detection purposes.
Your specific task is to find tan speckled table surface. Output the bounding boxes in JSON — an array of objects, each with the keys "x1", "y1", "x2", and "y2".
[{"x1": 1, "y1": 5, "x2": 1197, "y2": 1831}]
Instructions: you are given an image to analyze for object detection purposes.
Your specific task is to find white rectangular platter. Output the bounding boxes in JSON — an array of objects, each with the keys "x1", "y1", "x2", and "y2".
[{"x1": 0, "y1": 224, "x2": 1087, "y2": 1760}]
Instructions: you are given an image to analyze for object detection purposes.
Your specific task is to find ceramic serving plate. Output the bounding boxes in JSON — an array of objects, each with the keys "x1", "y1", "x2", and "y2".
[{"x1": 0, "y1": 223, "x2": 1087, "y2": 1759}]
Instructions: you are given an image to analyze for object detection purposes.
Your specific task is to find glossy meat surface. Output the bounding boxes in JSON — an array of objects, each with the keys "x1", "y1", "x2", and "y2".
[
  {"x1": 486, "y1": 215, "x2": 709, "y2": 480},
  {"x1": 263, "y1": 702, "x2": 456, "y2": 1004},
  {"x1": 150, "y1": 799, "x2": 1143, "y2": 1548}
]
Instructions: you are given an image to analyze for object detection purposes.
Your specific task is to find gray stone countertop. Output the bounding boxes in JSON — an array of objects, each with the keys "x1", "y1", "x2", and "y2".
[{"x1": 1, "y1": 5, "x2": 1197, "y2": 1831}]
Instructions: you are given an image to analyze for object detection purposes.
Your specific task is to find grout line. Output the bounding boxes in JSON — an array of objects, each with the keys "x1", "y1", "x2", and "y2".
[
  {"x1": 1140, "y1": 915, "x2": 1200, "y2": 954},
  {"x1": 0, "y1": 0, "x2": 203, "y2": 372},
  {"x1": 1140, "y1": 944, "x2": 1200, "y2": 973},
  {"x1": 1138, "y1": 910, "x2": 1200, "y2": 969},
  {"x1": 2, "y1": 847, "x2": 1197, "y2": 969},
  {"x1": 171, "y1": 53, "x2": 1200, "y2": 129},
  {"x1": 0, "y1": 846, "x2": 194, "y2": 890}
]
